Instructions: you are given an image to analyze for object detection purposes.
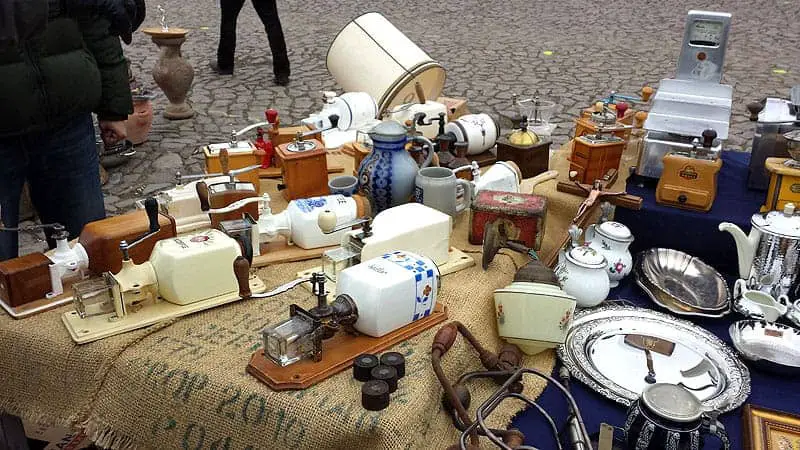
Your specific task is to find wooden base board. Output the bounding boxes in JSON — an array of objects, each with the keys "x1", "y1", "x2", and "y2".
[
  {"x1": 246, "y1": 304, "x2": 448, "y2": 390},
  {"x1": 0, "y1": 277, "x2": 83, "y2": 319},
  {"x1": 61, "y1": 275, "x2": 267, "y2": 344},
  {"x1": 295, "y1": 247, "x2": 475, "y2": 292},
  {"x1": 252, "y1": 238, "x2": 335, "y2": 267},
  {"x1": 471, "y1": 149, "x2": 498, "y2": 167}
]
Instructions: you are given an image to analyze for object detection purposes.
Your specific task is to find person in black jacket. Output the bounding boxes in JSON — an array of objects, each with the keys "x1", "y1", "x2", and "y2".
[
  {"x1": 0, "y1": 0, "x2": 139, "y2": 261},
  {"x1": 210, "y1": 0, "x2": 290, "y2": 86}
]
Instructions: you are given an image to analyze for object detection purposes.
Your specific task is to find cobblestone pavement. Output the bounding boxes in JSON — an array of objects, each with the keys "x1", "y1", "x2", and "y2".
[{"x1": 18, "y1": 0, "x2": 800, "y2": 254}]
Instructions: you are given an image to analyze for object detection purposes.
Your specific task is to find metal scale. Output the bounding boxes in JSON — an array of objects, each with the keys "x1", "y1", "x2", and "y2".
[{"x1": 637, "y1": 11, "x2": 732, "y2": 179}]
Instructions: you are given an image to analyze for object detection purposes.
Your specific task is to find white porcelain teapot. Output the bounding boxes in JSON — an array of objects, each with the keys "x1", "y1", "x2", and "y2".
[
  {"x1": 585, "y1": 220, "x2": 634, "y2": 287},
  {"x1": 555, "y1": 225, "x2": 610, "y2": 307}
]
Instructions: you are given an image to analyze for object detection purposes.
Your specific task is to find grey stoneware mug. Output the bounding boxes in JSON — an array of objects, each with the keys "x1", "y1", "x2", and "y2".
[
  {"x1": 328, "y1": 175, "x2": 359, "y2": 197},
  {"x1": 414, "y1": 167, "x2": 472, "y2": 217}
]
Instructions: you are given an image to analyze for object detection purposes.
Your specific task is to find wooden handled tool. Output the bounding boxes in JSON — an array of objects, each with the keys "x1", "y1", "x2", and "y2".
[
  {"x1": 414, "y1": 81, "x2": 426, "y2": 104},
  {"x1": 219, "y1": 147, "x2": 230, "y2": 175}
]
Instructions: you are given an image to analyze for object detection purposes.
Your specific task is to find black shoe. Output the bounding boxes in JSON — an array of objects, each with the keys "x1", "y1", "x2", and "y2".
[
  {"x1": 209, "y1": 62, "x2": 233, "y2": 75},
  {"x1": 274, "y1": 74, "x2": 290, "y2": 86}
]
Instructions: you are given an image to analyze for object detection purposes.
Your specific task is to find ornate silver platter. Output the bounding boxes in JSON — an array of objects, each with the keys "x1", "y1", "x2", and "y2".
[
  {"x1": 638, "y1": 248, "x2": 730, "y2": 312},
  {"x1": 557, "y1": 305, "x2": 750, "y2": 413},
  {"x1": 729, "y1": 320, "x2": 800, "y2": 376},
  {"x1": 634, "y1": 261, "x2": 729, "y2": 318}
]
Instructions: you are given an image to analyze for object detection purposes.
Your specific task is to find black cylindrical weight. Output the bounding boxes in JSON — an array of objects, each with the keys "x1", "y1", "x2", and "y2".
[
  {"x1": 353, "y1": 353, "x2": 379, "y2": 382},
  {"x1": 380, "y1": 352, "x2": 406, "y2": 379},
  {"x1": 361, "y1": 380, "x2": 390, "y2": 411},
  {"x1": 370, "y1": 365, "x2": 398, "y2": 393}
]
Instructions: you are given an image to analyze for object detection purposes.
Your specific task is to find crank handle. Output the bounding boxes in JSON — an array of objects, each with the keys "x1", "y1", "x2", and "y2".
[
  {"x1": 207, "y1": 194, "x2": 270, "y2": 215},
  {"x1": 317, "y1": 209, "x2": 372, "y2": 237}
]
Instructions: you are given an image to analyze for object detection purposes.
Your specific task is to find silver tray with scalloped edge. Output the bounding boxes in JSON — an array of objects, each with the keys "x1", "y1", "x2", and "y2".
[{"x1": 557, "y1": 305, "x2": 750, "y2": 413}]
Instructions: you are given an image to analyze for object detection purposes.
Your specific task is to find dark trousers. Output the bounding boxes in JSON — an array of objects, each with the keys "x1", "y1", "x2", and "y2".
[
  {"x1": 217, "y1": 0, "x2": 290, "y2": 77},
  {"x1": 0, "y1": 114, "x2": 106, "y2": 261}
]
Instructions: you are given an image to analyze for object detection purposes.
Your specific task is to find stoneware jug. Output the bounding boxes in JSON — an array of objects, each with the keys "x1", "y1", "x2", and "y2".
[
  {"x1": 624, "y1": 383, "x2": 730, "y2": 450},
  {"x1": 555, "y1": 225, "x2": 610, "y2": 308},
  {"x1": 585, "y1": 220, "x2": 634, "y2": 287},
  {"x1": 358, "y1": 120, "x2": 434, "y2": 214}
]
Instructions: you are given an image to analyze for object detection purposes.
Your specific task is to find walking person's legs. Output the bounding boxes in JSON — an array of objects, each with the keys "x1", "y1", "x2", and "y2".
[
  {"x1": 251, "y1": 0, "x2": 290, "y2": 84},
  {"x1": 215, "y1": 0, "x2": 247, "y2": 74}
]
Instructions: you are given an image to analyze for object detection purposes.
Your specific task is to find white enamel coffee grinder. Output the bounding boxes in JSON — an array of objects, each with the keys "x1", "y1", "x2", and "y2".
[{"x1": 637, "y1": 11, "x2": 732, "y2": 179}]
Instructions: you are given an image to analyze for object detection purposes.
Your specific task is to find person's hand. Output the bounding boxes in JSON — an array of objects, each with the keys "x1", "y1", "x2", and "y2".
[{"x1": 98, "y1": 120, "x2": 127, "y2": 146}]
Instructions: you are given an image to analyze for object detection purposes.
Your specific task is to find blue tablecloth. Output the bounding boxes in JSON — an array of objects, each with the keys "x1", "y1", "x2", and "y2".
[
  {"x1": 615, "y1": 151, "x2": 764, "y2": 278},
  {"x1": 507, "y1": 151, "x2": 800, "y2": 449}
]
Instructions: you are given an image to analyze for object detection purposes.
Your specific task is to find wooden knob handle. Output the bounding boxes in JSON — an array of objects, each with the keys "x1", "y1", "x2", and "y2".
[
  {"x1": 432, "y1": 323, "x2": 458, "y2": 355},
  {"x1": 196, "y1": 181, "x2": 210, "y2": 212},
  {"x1": 634, "y1": 111, "x2": 648, "y2": 128},
  {"x1": 502, "y1": 430, "x2": 525, "y2": 447},
  {"x1": 414, "y1": 81, "x2": 426, "y2": 104},
  {"x1": 641, "y1": 86, "x2": 654, "y2": 102},
  {"x1": 219, "y1": 148, "x2": 229, "y2": 175},
  {"x1": 497, "y1": 343, "x2": 523, "y2": 368},
  {"x1": 233, "y1": 256, "x2": 252, "y2": 298}
]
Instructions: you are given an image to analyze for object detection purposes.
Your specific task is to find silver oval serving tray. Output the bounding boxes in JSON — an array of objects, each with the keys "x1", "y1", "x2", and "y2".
[
  {"x1": 557, "y1": 305, "x2": 750, "y2": 413},
  {"x1": 639, "y1": 248, "x2": 730, "y2": 312},
  {"x1": 729, "y1": 320, "x2": 800, "y2": 376},
  {"x1": 634, "y1": 260, "x2": 729, "y2": 318}
]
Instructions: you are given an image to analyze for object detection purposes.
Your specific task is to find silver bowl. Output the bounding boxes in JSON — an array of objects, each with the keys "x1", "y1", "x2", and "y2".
[
  {"x1": 729, "y1": 320, "x2": 800, "y2": 375},
  {"x1": 639, "y1": 248, "x2": 730, "y2": 312},
  {"x1": 634, "y1": 260, "x2": 728, "y2": 318}
]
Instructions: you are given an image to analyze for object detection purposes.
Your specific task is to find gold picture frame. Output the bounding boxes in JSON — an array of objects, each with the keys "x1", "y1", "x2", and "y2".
[{"x1": 744, "y1": 404, "x2": 800, "y2": 449}]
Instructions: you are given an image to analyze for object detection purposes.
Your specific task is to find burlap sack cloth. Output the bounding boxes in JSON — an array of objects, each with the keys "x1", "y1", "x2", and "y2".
[{"x1": 0, "y1": 143, "x2": 632, "y2": 449}]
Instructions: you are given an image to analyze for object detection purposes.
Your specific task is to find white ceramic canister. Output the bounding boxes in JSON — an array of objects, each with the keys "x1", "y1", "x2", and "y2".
[
  {"x1": 326, "y1": 12, "x2": 446, "y2": 114},
  {"x1": 555, "y1": 245, "x2": 610, "y2": 308},
  {"x1": 302, "y1": 92, "x2": 378, "y2": 131},
  {"x1": 585, "y1": 221, "x2": 634, "y2": 287},
  {"x1": 335, "y1": 250, "x2": 439, "y2": 337},
  {"x1": 473, "y1": 161, "x2": 522, "y2": 194},
  {"x1": 387, "y1": 101, "x2": 448, "y2": 139},
  {"x1": 445, "y1": 113, "x2": 499, "y2": 155},
  {"x1": 260, "y1": 194, "x2": 369, "y2": 249}
]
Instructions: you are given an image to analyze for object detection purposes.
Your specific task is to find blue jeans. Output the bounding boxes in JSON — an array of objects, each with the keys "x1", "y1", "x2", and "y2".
[{"x1": 0, "y1": 114, "x2": 106, "y2": 261}]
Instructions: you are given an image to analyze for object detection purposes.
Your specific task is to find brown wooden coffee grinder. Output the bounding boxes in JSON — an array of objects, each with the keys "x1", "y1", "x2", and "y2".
[
  {"x1": 569, "y1": 106, "x2": 627, "y2": 184},
  {"x1": 656, "y1": 129, "x2": 722, "y2": 212}
]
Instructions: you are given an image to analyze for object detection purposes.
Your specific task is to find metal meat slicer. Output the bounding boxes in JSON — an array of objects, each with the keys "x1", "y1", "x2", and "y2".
[{"x1": 637, "y1": 10, "x2": 732, "y2": 179}]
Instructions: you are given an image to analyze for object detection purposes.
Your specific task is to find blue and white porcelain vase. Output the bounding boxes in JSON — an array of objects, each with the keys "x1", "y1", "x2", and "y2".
[{"x1": 357, "y1": 120, "x2": 434, "y2": 214}]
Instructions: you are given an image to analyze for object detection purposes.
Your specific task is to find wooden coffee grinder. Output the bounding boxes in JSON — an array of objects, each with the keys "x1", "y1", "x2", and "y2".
[
  {"x1": 761, "y1": 130, "x2": 800, "y2": 212},
  {"x1": 656, "y1": 129, "x2": 723, "y2": 212},
  {"x1": 495, "y1": 115, "x2": 552, "y2": 178},
  {"x1": 275, "y1": 115, "x2": 340, "y2": 200},
  {"x1": 569, "y1": 118, "x2": 627, "y2": 184}
]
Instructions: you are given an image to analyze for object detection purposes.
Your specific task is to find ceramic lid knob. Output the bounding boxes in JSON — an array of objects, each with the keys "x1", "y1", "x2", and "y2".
[{"x1": 317, "y1": 209, "x2": 338, "y2": 233}]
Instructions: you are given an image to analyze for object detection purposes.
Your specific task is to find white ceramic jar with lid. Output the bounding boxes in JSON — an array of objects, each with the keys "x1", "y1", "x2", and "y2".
[
  {"x1": 555, "y1": 226, "x2": 610, "y2": 307},
  {"x1": 585, "y1": 220, "x2": 634, "y2": 287}
]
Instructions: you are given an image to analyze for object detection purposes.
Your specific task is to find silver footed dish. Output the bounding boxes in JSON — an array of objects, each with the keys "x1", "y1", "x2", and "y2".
[
  {"x1": 637, "y1": 248, "x2": 730, "y2": 314},
  {"x1": 634, "y1": 258, "x2": 729, "y2": 318},
  {"x1": 729, "y1": 320, "x2": 800, "y2": 376}
]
